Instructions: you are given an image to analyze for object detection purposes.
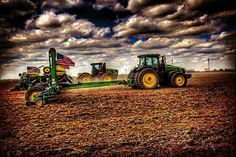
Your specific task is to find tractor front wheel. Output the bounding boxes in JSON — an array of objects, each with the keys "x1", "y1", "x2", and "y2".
[
  {"x1": 170, "y1": 72, "x2": 187, "y2": 87},
  {"x1": 135, "y1": 68, "x2": 159, "y2": 89},
  {"x1": 25, "y1": 85, "x2": 44, "y2": 106}
]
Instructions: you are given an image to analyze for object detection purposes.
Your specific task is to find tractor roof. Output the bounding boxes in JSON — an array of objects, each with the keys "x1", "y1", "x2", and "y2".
[
  {"x1": 90, "y1": 62, "x2": 104, "y2": 65},
  {"x1": 138, "y1": 54, "x2": 160, "y2": 58}
]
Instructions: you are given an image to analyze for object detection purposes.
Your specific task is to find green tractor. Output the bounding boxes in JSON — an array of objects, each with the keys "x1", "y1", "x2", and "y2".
[
  {"x1": 78, "y1": 62, "x2": 118, "y2": 83},
  {"x1": 127, "y1": 54, "x2": 191, "y2": 89}
]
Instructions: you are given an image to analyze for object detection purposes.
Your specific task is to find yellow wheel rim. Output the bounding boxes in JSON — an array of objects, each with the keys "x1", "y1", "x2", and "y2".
[
  {"x1": 81, "y1": 75, "x2": 91, "y2": 82},
  {"x1": 36, "y1": 98, "x2": 43, "y2": 106},
  {"x1": 175, "y1": 75, "x2": 185, "y2": 86},
  {"x1": 103, "y1": 74, "x2": 112, "y2": 81},
  {"x1": 29, "y1": 91, "x2": 39, "y2": 102},
  {"x1": 142, "y1": 72, "x2": 157, "y2": 88},
  {"x1": 44, "y1": 67, "x2": 50, "y2": 73}
]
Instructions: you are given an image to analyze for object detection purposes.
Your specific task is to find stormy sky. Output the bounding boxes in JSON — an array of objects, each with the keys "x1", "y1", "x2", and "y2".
[{"x1": 0, "y1": 0, "x2": 236, "y2": 79}]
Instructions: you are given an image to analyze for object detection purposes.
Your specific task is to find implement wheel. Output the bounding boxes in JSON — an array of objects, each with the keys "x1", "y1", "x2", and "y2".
[
  {"x1": 35, "y1": 98, "x2": 45, "y2": 106},
  {"x1": 170, "y1": 72, "x2": 187, "y2": 87},
  {"x1": 43, "y1": 67, "x2": 50, "y2": 74},
  {"x1": 25, "y1": 86, "x2": 44, "y2": 106},
  {"x1": 102, "y1": 73, "x2": 112, "y2": 81},
  {"x1": 78, "y1": 73, "x2": 92, "y2": 83},
  {"x1": 135, "y1": 68, "x2": 159, "y2": 89}
]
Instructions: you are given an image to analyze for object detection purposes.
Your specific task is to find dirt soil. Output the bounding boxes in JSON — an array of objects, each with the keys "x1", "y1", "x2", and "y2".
[{"x1": 0, "y1": 72, "x2": 235, "y2": 157}]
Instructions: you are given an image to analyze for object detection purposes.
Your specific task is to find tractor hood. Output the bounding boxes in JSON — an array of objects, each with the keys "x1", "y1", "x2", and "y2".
[{"x1": 165, "y1": 64, "x2": 185, "y2": 73}]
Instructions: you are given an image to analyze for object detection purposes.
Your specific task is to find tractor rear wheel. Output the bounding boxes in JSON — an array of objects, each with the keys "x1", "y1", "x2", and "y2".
[
  {"x1": 135, "y1": 68, "x2": 159, "y2": 89},
  {"x1": 78, "y1": 73, "x2": 92, "y2": 83},
  {"x1": 170, "y1": 72, "x2": 187, "y2": 87},
  {"x1": 25, "y1": 85, "x2": 45, "y2": 106},
  {"x1": 102, "y1": 73, "x2": 112, "y2": 81}
]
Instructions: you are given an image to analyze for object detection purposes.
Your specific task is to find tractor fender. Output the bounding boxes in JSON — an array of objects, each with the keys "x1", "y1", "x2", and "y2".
[
  {"x1": 78, "y1": 72, "x2": 90, "y2": 78},
  {"x1": 132, "y1": 67, "x2": 152, "y2": 73}
]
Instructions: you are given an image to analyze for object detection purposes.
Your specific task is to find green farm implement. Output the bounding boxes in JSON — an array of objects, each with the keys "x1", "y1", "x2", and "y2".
[
  {"x1": 13, "y1": 64, "x2": 73, "y2": 91},
  {"x1": 25, "y1": 48, "x2": 191, "y2": 106}
]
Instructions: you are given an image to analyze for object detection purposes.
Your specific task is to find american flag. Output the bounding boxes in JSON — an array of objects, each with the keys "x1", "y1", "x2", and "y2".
[
  {"x1": 27, "y1": 67, "x2": 40, "y2": 73},
  {"x1": 56, "y1": 53, "x2": 75, "y2": 69}
]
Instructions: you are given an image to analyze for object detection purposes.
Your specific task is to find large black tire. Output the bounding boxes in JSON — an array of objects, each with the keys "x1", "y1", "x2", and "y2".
[
  {"x1": 170, "y1": 72, "x2": 187, "y2": 87},
  {"x1": 78, "y1": 73, "x2": 92, "y2": 83},
  {"x1": 135, "y1": 68, "x2": 159, "y2": 89},
  {"x1": 25, "y1": 85, "x2": 45, "y2": 106}
]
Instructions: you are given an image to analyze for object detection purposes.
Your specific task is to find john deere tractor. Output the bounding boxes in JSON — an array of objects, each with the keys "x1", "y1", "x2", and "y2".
[
  {"x1": 127, "y1": 54, "x2": 191, "y2": 89},
  {"x1": 78, "y1": 62, "x2": 118, "y2": 83},
  {"x1": 13, "y1": 65, "x2": 73, "y2": 90}
]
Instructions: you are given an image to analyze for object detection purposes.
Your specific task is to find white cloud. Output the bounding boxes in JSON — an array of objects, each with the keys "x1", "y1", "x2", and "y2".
[
  {"x1": 35, "y1": 11, "x2": 76, "y2": 29},
  {"x1": 62, "y1": 37, "x2": 124, "y2": 49},
  {"x1": 171, "y1": 38, "x2": 203, "y2": 48},
  {"x1": 133, "y1": 37, "x2": 179, "y2": 49},
  {"x1": 42, "y1": 0, "x2": 84, "y2": 9},
  {"x1": 127, "y1": 0, "x2": 152, "y2": 11},
  {"x1": 142, "y1": 3, "x2": 176, "y2": 17},
  {"x1": 211, "y1": 31, "x2": 231, "y2": 41},
  {"x1": 167, "y1": 24, "x2": 217, "y2": 37},
  {"x1": 93, "y1": 27, "x2": 111, "y2": 39}
]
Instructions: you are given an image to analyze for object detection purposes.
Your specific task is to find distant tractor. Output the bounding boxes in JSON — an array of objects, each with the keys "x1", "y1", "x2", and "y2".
[
  {"x1": 127, "y1": 54, "x2": 191, "y2": 89},
  {"x1": 78, "y1": 62, "x2": 118, "y2": 83}
]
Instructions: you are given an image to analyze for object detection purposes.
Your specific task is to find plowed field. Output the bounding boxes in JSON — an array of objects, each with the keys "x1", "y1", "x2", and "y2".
[{"x1": 0, "y1": 72, "x2": 235, "y2": 156}]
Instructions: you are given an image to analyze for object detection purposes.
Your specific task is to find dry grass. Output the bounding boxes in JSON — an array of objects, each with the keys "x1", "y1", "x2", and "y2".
[{"x1": 0, "y1": 72, "x2": 235, "y2": 156}]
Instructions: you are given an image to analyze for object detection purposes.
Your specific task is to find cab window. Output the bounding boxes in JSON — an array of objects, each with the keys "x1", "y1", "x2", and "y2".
[
  {"x1": 146, "y1": 57, "x2": 152, "y2": 66},
  {"x1": 139, "y1": 57, "x2": 145, "y2": 66},
  {"x1": 153, "y1": 57, "x2": 158, "y2": 65},
  {"x1": 94, "y1": 64, "x2": 100, "y2": 70}
]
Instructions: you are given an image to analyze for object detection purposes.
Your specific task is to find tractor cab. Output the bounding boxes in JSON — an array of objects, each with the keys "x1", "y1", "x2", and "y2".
[
  {"x1": 138, "y1": 54, "x2": 160, "y2": 67},
  {"x1": 91, "y1": 62, "x2": 106, "y2": 75},
  {"x1": 138, "y1": 54, "x2": 166, "y2": 71}
]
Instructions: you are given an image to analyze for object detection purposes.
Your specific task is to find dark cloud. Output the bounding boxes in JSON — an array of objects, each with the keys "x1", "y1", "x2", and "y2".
[
  {"x1": 185, "y1": 0, "x2": 236, "y2": 14},
  {"x1": 0, "y1": 0, "x2": 36, "y2": 15}
]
